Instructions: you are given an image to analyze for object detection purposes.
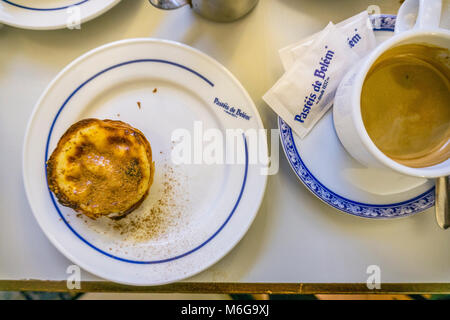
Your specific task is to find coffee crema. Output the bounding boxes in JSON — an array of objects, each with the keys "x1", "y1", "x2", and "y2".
[{"x1": 361, "y1": 44, "x2": 450, "y2": 168}]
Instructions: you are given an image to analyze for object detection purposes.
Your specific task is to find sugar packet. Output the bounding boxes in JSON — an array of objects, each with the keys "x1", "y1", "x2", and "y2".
[
  {"x1": 263, "y1": 23, "x2": 359, "y2": 139},
  {"x1": 279, "y1": 11, "x2": 376, "y2": 70}
]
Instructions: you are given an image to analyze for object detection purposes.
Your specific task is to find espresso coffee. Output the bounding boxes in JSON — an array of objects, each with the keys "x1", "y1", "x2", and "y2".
[{"x1": 361, "y1": 44, "x2": 450, "y2": 168}]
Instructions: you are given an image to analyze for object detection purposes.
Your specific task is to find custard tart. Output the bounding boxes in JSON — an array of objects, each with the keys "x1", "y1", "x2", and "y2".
[{"x1": 47, "y1": 119, "x2": 154, "y2": 220}]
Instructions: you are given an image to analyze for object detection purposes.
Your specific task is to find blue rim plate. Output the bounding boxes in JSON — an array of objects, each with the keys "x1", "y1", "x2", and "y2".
[
  {"x1": 278, "y1": 15, "x2": 435, "y2": 219},
  {"x1": 23, "y1": 39, "x2": 268, "y2": 285},
  {"x1": 0, "y1": 0, "x2": 121, "y2": 30},
  {"x1": 1, "y1": 0, "x2": 89, "y2": 11}
]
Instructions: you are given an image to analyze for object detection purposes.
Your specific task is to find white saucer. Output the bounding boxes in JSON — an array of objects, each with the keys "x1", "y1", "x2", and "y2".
[
  {"x1": 0, "y1": 0, "x2": 121, "y2": 30},
  {"x1": 23, "y1": 39, "x2": 267, "y2": 285},
  {"x1": 278, "y1": 15, "x2": 435, "y2": 219}
]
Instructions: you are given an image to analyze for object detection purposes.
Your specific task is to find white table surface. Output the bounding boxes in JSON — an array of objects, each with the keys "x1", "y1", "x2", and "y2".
[{"x1": 1, "y1": 0, "x2": 450, "y2": 285}]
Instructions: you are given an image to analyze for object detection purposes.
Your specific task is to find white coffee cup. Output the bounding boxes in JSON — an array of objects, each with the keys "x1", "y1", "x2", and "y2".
[{"x1": 333, "y1": 0, "x2": 450, "y2": 178}]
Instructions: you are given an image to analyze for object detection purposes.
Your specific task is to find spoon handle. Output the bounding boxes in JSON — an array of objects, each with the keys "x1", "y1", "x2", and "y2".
[{"x1": 436, "y1": 176, "x2": 449, "y2": 229}]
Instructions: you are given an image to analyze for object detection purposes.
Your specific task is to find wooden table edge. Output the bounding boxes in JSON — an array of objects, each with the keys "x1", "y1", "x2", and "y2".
[{"x1": 1, "y1": 281, "x2": 450, "y2": 294}]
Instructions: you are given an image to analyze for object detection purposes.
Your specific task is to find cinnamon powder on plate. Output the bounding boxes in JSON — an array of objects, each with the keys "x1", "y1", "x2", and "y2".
[{"x1": 109, "y1": 162, "x2": 188, "y2": 243}]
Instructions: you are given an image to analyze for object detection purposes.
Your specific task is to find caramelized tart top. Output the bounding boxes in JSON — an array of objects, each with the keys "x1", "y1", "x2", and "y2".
[{"x1": 47, "y1": 119, "x2": 154, "y2": 219}]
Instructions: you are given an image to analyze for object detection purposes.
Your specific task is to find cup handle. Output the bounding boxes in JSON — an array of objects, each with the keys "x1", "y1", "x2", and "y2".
[{"x1": 395, "y1": 0, "x2": 442, "y2": 34}]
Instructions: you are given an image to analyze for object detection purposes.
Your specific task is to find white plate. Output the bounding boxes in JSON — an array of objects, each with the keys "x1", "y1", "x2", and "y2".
[
  {"x1": 23, "y1": 38, "x2": 267, "y2": 285},
  {"x1": 279, "y1": 15, "x2": 435, "y2": 219},
  {"x1": 0, "y1": 0, "x2": 121, "y2": 30}
]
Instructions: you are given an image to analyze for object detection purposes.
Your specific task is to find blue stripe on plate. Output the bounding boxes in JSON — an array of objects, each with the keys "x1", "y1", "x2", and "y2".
[
  {"x1": 45, "y1": 59, "x2": 247, "y2": 264},
  {"x1": 2, "y1": 0, "x2": 89, "y2": 11}
]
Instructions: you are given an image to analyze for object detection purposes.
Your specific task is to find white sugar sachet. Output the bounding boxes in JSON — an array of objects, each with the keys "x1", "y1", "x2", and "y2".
[
  {"x1": 263, "y1": 23, "x2": 359, "y2": 139},
  {"x1": 279, "y1": 11, "x2": 376, "y2": 70}
]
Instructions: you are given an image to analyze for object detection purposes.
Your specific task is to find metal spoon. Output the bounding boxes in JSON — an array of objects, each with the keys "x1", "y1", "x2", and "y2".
[
  {"x1": 436, "y1": 176, "x2": 449, "y2": 229},
  {"x1": 148, "y1": 0, "x2": 190, "y2": 10}
]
